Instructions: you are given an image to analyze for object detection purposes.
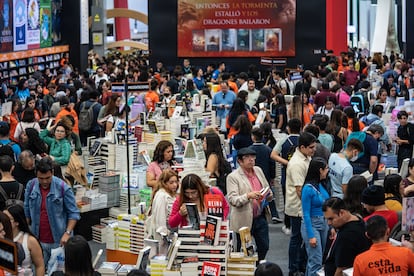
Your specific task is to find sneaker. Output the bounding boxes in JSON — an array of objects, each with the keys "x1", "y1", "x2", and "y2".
[
  {"x1": 272, "y1": 217, "x2": 283, "y2": 224},
  {"x1": 282, "y1": 225, "x2": 291, "y2": 235}
]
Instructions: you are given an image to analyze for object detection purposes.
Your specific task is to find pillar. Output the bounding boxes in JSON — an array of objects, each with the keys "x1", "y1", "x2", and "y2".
[
  {"x1": 114, "y1": 0, "x2": 130, "y2": 41},
  {"x1": 326, "y1": 0, "x2": 348, "y2": 54}
]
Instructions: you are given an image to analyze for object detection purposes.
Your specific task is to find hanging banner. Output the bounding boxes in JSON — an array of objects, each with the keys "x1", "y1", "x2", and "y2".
[
  {"x1": 51, "y1": 0, "x2": 62, "y2": 45},
  {"x1": 0, "y1": 0, "x2": 14, "y2": 52},
  {"x1": 13, "y1": 0, "x2": 28, "y2": 51},
  {"x1": 27, "y1": 0, "x2": 40, "y2": 49},
  {"x1": 39, "y1": 0, "x2": 51, "y2": 48},
  {"x1": 177, "y1": 0, "x2": 296, "y2": 57}
]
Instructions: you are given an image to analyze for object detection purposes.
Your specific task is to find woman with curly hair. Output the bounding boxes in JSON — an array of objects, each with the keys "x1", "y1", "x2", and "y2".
[
  {"x1": 169, "y1": 173, "x2": 229, "y2": 228},
  {"x1": 19, "y1": 127, "x2": 48, "y2": 157},
  {"x1": 146, "y1": 140, "x2": 175, "y2": 189}
]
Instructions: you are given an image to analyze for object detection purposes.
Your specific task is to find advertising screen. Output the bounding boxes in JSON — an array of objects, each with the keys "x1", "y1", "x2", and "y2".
[{"x1": 177, "y1": 0, "x2": 296, "y2": 57}]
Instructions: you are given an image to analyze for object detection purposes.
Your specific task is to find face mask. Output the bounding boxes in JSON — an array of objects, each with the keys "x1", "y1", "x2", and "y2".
[{"x1": 349, "y1": 154, "x2": 358, "y2": 162}]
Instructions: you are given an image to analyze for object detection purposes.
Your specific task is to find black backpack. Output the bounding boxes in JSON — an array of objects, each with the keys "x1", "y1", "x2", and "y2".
[
  {"x1": 0, "y1": 183, "x2": 24, "y2": 208},
  {"x1": 216, "y1": 160, "x2": 232, "y2": 195},
  {"x1": 78, "y1": 101, "x2": 98, "y2": 131},
  {"x1": 282, "y1": 137, "x2": 298, "y2": 163}
]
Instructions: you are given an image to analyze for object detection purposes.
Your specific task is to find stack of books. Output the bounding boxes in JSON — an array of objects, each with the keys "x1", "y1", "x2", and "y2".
[
  {"x1": 130, "y1": 217, "x2": 145, "y2": 254},
  {"x1": 87, "y1": 158, "x2": 107, "y2": 188},
  {"x1": 117, "y1": 214, "x2": 133, "y2": 252},
  {"x1": 97, "y1": 261, "x2": 121, "y2": 275},
  {"x1": 227, "y1": 253, "x2": 258, "y2": 276},
  {"x1": 180, "y1": 256, "x2": 199, "y2": 276},
  {"x1": 99, "y1": 174, "x2": 121, "y2": 207},
  {"x1": 91, "y1": 224, "x2": 106, "y2": 244},
  {"x1": 105, "y1": 225, "x2": 117, "y2": 250},
  {"x1": 99, "y1": 142, "x2": 116, "y2": 172},
  {"x1": 149, "y1": 256, "x2": 168, "y2": 276},
  {"x1": 115, "y1": 143, "x2": 137, "y2": 173}
]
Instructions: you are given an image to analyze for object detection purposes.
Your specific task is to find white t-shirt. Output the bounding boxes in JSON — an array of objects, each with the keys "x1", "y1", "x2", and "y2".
[{"x1": 328, "y1": 153, "x2": 353, "y2": 199}]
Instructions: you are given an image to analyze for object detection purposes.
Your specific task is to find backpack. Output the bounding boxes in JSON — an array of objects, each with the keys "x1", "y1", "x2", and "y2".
[
  {"x1": 344, "y1": 131, "x2": 366, "y2": 159},
  {"x1": 0, "y1": 183, "x2": 24, "y2": 208},
  {"x1": 216, "y1": 159, "x2": 232, "y2": 195},
  {"x1": 350, "y1": 94, "x2": 365, "y2": 114},
  {"x1": 78, "y1": 101, "x2": 98, "y2": 131},
  {"x1": 279, "y1": 79, "x2": 290, "y2": 95},
  {"x1": 282, "y1": 136, "x2": 298, "y2": 163}
]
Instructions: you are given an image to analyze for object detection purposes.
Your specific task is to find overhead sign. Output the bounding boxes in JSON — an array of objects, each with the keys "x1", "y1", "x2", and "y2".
[
  {"x1": 111, "y1": 82, "x2": 150, "y2": 94},
  {"x1": 260, "y1": 57, "x2": 287, "y2": 66},
  {"x1": 0, "y1": 238, "x2": 18, "y2": 274}
]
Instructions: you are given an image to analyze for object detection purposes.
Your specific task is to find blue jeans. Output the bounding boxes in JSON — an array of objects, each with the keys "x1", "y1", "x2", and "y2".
[
  {"x1": 289, "y1": 216, "x2": 306, "y2": 273},
  {"x1": 41, "y1": 242, "x2": 60, "y2": 269},
  {"x1": 301, "y1": 216, "x2": 328, "y2": 276}
]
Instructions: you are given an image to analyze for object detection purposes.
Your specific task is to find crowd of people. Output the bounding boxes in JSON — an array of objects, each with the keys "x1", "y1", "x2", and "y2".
[{"x1": 0, "y1": 48, "x2": 414, "y2": 275}]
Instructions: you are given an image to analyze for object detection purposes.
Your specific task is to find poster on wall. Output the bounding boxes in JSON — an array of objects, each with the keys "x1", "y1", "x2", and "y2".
[
  {"x1": 13, "y1": 0, "x2": 28, "y2": 51},
  {"x1": 177, "y1": 0, "x2": 296, "y2": 57},
  {"x1": 27, "y1": 0, "x2": 40, "y2": 49},
  {"x1": 39, "y1": 0, "x2": 51, "y2": 48},
  {"x1": 51, "y1": 0, "x2": 62, "y2": 45},
  {"x1": 0, "y1": 0, "x2": 14, "y2": 52}
]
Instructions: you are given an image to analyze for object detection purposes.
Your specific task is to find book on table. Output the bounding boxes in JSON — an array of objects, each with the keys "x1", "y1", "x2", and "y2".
[
  {"x1": 204, "y1": 215, "x2": 222, "y2": 246},
  {"x1": 239, "y1": 226, "x2": 255, "y2": 257},
  {"x1": 185, "y1": 203, "x2": 200, "y2": 230},
  {"x1": 201, "y1": 261, "x2": 221, "y2": 276},
  {"x1": 136, "y1": 246, "x2": 151, "y2": 271}
]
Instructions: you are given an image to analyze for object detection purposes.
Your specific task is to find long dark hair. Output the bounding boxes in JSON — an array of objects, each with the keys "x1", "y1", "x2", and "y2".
[
  {"x1": 179, "y1": 174, "x2": 209, "y2": 211},
  {"x1": 64, "y1": 235, "x2": 94, "y2": 276},
  {"x1": 22, "y1": 128, "x2": 48, "y2": 155},
  {"x1": 233, "y1": 115, "x2": 252, "y2": 135},
  {"x1": 6, "y1": 205, "x2": 41, "y2": 247},
  {"x1": 304, "y1": 157, "x2": 327, "y2": 186},
  {"x1": 204, "y1": 133, "x2": 227, "y2": 176},
  {"x1": 228, "y1": 98, "x2": 248, "y2": 126},
  {"x1": 383, "y1": 174, "x2": 402, "y2": 203},
  {"x1": 0, "y1": 212, "x2": 13, "y2": 240},
  {"x1": 343, "y1": 175, "x2": 368, "y2": 216}
]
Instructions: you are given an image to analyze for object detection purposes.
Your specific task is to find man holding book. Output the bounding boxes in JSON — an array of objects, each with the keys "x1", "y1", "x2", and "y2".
[{"x1": 226, "y1": 147, "x2": 274, "y2": 261}]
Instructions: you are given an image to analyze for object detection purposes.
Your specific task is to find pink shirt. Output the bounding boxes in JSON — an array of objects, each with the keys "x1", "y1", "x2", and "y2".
[
  {"x1": 147, "y1": 161, "x2": 171, "y2": 181},
  {"x1": 168, "y1": 187, "x2": 229, "y2": 228},
  {"x1": 244, "y1": 170, "x2": 263, "y2": 218}
]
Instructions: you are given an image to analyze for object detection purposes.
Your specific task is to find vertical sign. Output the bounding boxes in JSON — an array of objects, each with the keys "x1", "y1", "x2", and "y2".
[
  {"x1": 80, "y1": 0, "x2": 89, "y2": 44},
  {"x1": 39, "y1": 0, "x2": 51, "y2": 48},
  {"x1": 27, "y1": 0, "x2": 40, "y2": 49},
  {"x1": 13, "y1": 0, "x2": 28, "y2": 51},
  {"x1": 0, "y1": 0, "x2": 14, "y2": 52}
]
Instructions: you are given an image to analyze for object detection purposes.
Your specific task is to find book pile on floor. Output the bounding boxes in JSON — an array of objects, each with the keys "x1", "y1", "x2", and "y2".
[{"x1": 91, "y1": 224, "x2": 106, "y2": 244}]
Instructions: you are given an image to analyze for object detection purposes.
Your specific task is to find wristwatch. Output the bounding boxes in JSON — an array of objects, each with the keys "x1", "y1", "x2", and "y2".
[{"x1": 65, "y1": 230, "x2": 72, "y2": 235}]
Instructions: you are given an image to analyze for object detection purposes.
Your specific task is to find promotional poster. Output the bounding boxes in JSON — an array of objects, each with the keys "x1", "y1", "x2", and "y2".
[
  {"x1": 0, "y1": 0, "x2": 14, "y2": 52},
  {"x1": 177, "y1": 0, "x2": 296, "y2": 57},
  {"x1": 27, "y1": 0, "x2": 40, "y2": 49},
  {"x1": 40, "y1": 0, "x2": 51, "y2": 48},
  {"x1": 13, "y1": 0, "x2": 28, "y2": 51}
]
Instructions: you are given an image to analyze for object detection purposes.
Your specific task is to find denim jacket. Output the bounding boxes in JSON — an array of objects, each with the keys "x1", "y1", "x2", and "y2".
[{"x1": 24, "y1": 176, "x2": 80, "y2": 244}]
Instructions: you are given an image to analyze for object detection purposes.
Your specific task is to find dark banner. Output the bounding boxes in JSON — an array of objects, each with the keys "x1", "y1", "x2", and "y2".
[
  {"x1": 0, "y1": 0, "x2": 14, "y2": 52},
  {"x1": 177, "y1": 0, "x2": 296, "y2": 57}
]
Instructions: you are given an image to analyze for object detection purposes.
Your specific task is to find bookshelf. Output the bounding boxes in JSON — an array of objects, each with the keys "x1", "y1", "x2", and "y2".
[{"x1": 0, "y1": 45, "x2": 69, "y2": 85}]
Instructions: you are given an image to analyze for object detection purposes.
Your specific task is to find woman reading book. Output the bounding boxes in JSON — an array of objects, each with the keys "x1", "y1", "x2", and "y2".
[{"x1": 168, "y1": 174, "x2": 229, "y2": 228}]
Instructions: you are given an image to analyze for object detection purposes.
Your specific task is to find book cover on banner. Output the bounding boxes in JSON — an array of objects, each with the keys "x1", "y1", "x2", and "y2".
[
  {"x1": 201, "y1": 261, "x2": 221, "y2": 276},
  {"x1": 185, "y1": 203, "x2": 200, "y2": 230},
  {"x1": 204, "y1": 215, "x2": 222, "y2": 246},
  {"x1": 239, "y1": 226, "x2": 255, "y2": 257}
]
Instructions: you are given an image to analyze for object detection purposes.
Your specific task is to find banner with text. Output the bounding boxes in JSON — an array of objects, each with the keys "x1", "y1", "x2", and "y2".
[
  {"x1": 0, "y1": 0, "x2": 14, "y2": 52},
  {"x1": 177, "y1": 0, "x2": 296, "y2": 57},
  {"x1": 13, "y1": 0, "x2": 28, "y2": 51}
]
